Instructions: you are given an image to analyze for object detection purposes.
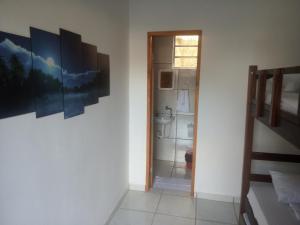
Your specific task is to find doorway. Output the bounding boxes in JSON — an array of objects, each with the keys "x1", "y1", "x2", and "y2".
[{"x1": 146, "y1": 30, "x2": 202, "y2": 195}]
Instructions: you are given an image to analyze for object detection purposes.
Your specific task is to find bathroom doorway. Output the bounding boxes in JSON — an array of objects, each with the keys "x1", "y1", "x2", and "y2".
[{"x1": 146, "y1": 30, "x2": 202, "y2": 195}]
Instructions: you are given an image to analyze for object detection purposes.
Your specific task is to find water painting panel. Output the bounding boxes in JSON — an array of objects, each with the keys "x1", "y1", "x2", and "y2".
[
  {"x1": 30, "y1": 27, "x2": 63, "y2": 118},
  {"x1": 0, "y1": 32, "x2": 35, "y2": 119},
  {"x1": 60, "y1": 29, "x2": 84, "y2": 119},
  {"x1": 82, "y1": 42, "x2": 98, "y2": 106},
  {"x1": 97, "y1": 53, "x2": 110, "y2": 97}
]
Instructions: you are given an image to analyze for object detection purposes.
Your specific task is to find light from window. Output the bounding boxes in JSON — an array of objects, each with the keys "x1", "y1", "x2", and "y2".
[{"x1": 173, "y1": 35, "x2": 199, "y2": 68}]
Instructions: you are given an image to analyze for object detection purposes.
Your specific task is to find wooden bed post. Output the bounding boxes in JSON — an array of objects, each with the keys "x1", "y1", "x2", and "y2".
[
  {"x1": 269, "y1": 69, "x2": 283, "y2": 127},
  {"x1": 256, "y1": 72, "x2": 267, "y2": 118},
  {"x1": 240, "y1": 66, "x2": 257, "y2": 219}
]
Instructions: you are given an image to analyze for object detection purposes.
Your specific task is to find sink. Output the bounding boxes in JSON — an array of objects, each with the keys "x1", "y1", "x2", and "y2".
[{"x1": 154, "y1": 115, "x2": 175, "y2": 125}]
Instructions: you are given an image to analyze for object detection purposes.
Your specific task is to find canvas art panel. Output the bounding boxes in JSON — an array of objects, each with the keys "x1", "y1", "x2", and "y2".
[
  {"x1": 97, "y1": 53, "x2": 110, "y2": 97},
  {"x1": 30, "y1": 27, "x2": 63, "y2": 118},
  {"x1": 82, "y1": 42, "x2": 98, "y2": 106},
  {"x1": 60, "y1": 29, "x2": 85, "y2": 119},
  {"x1": 0, "y1": 32, "x2": 35, "y2": 119}
]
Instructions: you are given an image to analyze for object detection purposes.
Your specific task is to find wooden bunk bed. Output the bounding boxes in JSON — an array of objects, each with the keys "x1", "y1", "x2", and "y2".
[{"x1": 239, "y1": 65, "x2": 300, "y2": 225}]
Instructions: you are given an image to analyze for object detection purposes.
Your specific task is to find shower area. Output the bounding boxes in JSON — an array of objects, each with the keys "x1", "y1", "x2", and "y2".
[{"x1": 151, "y1": 35, "x2": 199, "y2": 192}]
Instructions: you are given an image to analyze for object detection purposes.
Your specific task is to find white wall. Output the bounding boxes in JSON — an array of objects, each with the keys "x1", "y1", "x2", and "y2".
[
  {"x1": 0, "y1": 1, "x2": 129, "y2": 225},
  {"x1": 128, "y1": 0, "x2": 300, "y2": 198}
]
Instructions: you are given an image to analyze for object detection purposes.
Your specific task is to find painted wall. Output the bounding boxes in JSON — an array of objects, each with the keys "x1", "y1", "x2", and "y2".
[
  {"x1": 0, "y1": 0, "x2": 129, "y2": 225},
  {"x1": 128, "y1": 0, "x2": 300, "y2": 198}
]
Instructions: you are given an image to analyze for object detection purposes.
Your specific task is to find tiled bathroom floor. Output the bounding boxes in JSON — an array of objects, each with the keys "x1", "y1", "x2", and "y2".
[
  {"x1": 153, "y1": 160, "x2": 192, "y2": 180},
  {"x1": 153, "y1": 160, "x2": 192, "y2": 191},
  {"x1": 108, "y1": 190, "x2": 239, "y2": 225}
]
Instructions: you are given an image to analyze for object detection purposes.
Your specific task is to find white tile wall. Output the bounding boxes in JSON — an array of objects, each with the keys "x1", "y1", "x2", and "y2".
[
  {"x1": 154, "y1": 138, "x2": 175, "y2": 161},
  {"x1": 176, "y1": 115, "x2": 194, "y2": 140}
]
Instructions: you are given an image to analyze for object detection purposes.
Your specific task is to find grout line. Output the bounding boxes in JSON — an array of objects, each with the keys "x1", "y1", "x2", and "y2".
[
  {"x1": 150, "y1": 191, "x2": 163, "y2": 225},
  {"x1": 194, "y1": 193, "x2": 197, "y2": 225},
  {"x1": 232, "y1": 199, "x2": 239, "y2": 224},
  {"x1": 104, "y1": 189, "x2": 129, "y2": 225},
  {"x1": 154, "y1": 211, "x2": 196, "y2": 221}
]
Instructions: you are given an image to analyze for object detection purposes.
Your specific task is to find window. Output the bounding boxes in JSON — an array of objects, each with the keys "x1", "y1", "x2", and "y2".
[{"x1": 173, "y1": 35, "x2": 199, "y2": 68}]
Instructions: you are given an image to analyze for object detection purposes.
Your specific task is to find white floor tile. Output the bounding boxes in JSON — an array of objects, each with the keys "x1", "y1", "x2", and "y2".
[
  {"x1": 163, "y1": 189, "x2": 191, "y2": 198},
  {"x1": 120, "y1": 191, "x2": 161, "y2": 212},
  {"x1": 172, "y1": 167, "x2": 192, "y2": 180},
  {"x1": 233, "y1": 203, "x2": 240, "y2": 221},
  {"x1": 153, "y1": 214, "x2": 195, "y2": 225},
  {"x1": 157, "y1": 195, "x2": 195, "y2": 218},
  {"x1": 196, "y1": 220, "x2": 228, "y2": 225},
  {"x1": 196, "y1": 199, "x2": 237, "y2": 224},
  {"x1": 109, "y1": 209, "x2": 153, "y2": 225},
  {"x1": 154, "y1": 160, "x2": 173, "y2": 177}
]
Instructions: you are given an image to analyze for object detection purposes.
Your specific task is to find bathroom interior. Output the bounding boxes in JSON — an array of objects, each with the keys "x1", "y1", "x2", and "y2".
[{"x1": 152, "y1": 35, "x2": 199, "y2": 192}]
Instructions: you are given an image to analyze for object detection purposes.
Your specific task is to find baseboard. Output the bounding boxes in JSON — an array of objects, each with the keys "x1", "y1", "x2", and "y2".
[
  {"x1": 196, "y1": 191, "x2": 240, "y2": 203},
  {"x1": 104, "y1": 189, "x2": 128, "y2": 225},
  {"x1": 129, "y1": 184, "x2": 146, "y2": 191}
]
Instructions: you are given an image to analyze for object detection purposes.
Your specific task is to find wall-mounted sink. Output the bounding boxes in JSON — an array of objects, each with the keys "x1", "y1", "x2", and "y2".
[{"x1": 154, "y1": 114, "x2": 175, "y2": 138}]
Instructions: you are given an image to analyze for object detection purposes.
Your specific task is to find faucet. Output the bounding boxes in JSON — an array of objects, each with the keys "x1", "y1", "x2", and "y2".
[{"x1": 165, "y1": 106, "x2": 173, "y2": 117}]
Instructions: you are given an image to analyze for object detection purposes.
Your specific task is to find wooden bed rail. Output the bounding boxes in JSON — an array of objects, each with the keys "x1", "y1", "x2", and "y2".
[
  {"x1": 252, "y1": 152, "x2": 300, "y2": 163},
  {"x1": 257, "y1": 66, "x2": 300, "y2": 75},
  {"x1": 250, "y1": 152, "x2": 300, "y2": 183}
]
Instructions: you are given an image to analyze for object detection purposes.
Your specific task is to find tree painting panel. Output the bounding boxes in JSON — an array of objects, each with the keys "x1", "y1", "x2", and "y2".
[
  {"x1": 0, "y1": 32, "x2": 35, "y2": 119},
  {"x1": 30, "y1": 27, "x2": 63, "y2": 118},
  {"x1": 97, "y1": 53, "x2": 110, "y2": 97},
  {"x1": 82, "y1": 42, "x2": 98, "y2": 106},
  {"x1": 60, "y1": 29, "x2": 85, "y2": 119}
]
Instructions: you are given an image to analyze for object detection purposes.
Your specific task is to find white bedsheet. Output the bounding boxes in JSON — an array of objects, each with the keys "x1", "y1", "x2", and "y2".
[
  {"x1": 247, "y1": 182, "x2": 300, "y2": 225},
  {"x1": 265, "y1": 92, "x2": 299, "y2": 115}
]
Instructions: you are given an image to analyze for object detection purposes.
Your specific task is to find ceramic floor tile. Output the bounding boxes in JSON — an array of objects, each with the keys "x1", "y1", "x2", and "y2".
[
  {"x1": 120, "y1": 191, "x2": 161, "y2": 212},
  {"x1": 157, "y1": 195, "x2": 195, "y2": 218},
  {"x1": 153, "y1": 214, "x2": 195, "y2": 225},
  {"x1": 109, "y1": 209, "x2": 153, "y2": 225},
  {"x1": 171, "y1": 167, "x2": 192, "y2": 180},
  {"x1": 233, "y1": 203, "x2": 240, "y2": 221},
  {"x1": 196, "y1": 199, "x2": 237, "y2": 224},
  {"x1": 196, "y1": 220, "x2": 228, "y2": 225},
  {"x1": 163, "y1": 189, "x2": 192, "y2": 198},
  {"x1": 154, "y1": 160, "x2": 173, "y2": 177}
]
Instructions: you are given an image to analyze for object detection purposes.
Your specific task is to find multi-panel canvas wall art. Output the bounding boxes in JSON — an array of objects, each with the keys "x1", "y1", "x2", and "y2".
[
  {"x1": 0, "y1": 32, "x2": 35, "y2": 119},
  {"x1": 30, "y1": 27, "x2": 63, "y2": 118},
  {"x1": 0, "y1": 28, "x2": 110, "y2": 120}
]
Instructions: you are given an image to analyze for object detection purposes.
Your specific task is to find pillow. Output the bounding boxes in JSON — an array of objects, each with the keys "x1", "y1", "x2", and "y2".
[
  {"x1": 290, "y1": 203, "x2": 300, "y2": 220},
  {"x1": 269, "y1": 170, "x2": 300, "y2": 203}
]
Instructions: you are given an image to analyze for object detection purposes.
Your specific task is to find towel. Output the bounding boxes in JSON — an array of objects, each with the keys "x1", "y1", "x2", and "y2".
[{"x1": 177, "y1": 90, "x2": 189, "y2": 113}]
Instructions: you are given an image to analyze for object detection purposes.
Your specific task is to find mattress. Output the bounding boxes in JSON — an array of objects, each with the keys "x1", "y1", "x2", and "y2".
[
  {"x1": 265, "y1": 92, "x2": 299, "y2": 115},
  {"x1": 247, "y1": 182, "x2": 299, "y2": 225}
]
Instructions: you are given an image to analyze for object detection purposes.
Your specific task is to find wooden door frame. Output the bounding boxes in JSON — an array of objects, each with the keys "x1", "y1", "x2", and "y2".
[{"x1": 146, "y1": 30, "x2": 202, "y2": 196}]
